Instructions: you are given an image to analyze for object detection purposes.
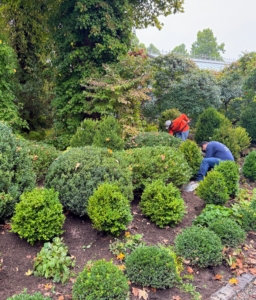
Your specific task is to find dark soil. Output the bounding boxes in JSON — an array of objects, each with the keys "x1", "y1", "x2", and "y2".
[{"x1": 0, "y1": 190, "x2": 254, "y2": 300}]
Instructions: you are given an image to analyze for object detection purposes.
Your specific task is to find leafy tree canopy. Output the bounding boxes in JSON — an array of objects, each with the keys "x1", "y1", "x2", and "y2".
[
  {"x1": 190, "y1": 28, "x2": 225, "y2": 60},
  {"x1": 171, "y1": 43, "x2": 189, "y2": 56},
  {"x1": 147, "y1": 43, "x2": 161, "y2": 55}
]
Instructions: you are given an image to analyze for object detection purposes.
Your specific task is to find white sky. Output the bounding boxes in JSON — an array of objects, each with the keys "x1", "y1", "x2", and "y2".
[{"x1": 136, "y1": 0, "x2": 256, "y2": 60}]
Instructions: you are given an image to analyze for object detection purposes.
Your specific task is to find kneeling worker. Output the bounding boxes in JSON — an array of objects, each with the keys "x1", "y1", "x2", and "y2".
[{"x1": 165, "y1": 113, "x2": 191, "y2": 141}]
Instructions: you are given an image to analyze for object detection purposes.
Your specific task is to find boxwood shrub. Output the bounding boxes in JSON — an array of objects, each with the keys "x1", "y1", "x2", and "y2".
[
  {"x1": 87, "y1": 183, "x2": 133, "y2": 236},
  {"x1": 11, "y1": 188, "x2": 65, "y2": 245},
  {"x1": 196, "y1": 170, "x2": 229, "y2": 205},
  {"x1": 242, "y1": 151, "x2": 256, "y2": 181},
  {"x1": 7, "y1": 290, "x2": 52, "y2": 300},
  {"x1": 175, "y1": 226, "x2": 223, "y2": 268},
  {"x1": 140, "y1": 180, "x2": 186, "y2": 228},
  {"x1": 208, "y1": 218, "x2": 246, "y2": 248},
  {"x1": 117, "y1": 146, "x2": 192, "y2": 191},
  {"x1": 125, "y1": 246, "x2": 179, "y2": 288},
  {"x1": 45, "y1": 146, "x2": 133, "y2": 216},
  {"x1": 0, "y1": 122, "x2": 36, "y2": 220},
  {"x1": 124, "y1": 132, "x2": 181, "y2": 149},
  {"x1": 72, "y1": 260, "x2": 129, "y2": 300},
  {"x1": 214, "y1": 161, "x2": 239, "y2": 196}
]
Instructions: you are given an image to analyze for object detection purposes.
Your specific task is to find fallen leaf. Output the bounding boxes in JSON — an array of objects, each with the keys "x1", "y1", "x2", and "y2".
[
  {"x1": 132, "y1": 287, "x2": 148, "y2": 300},
  {"x1": 150, "y1": 287, "x2": 156, "y2": 293},
  {"x1": 230, "y1": 262, "x2": 237, "y2": 269},
  {"x1": 58, "y1": 296, "x2": 64, "y2": 300},
  {"x1": 118, "y1": 265, "x2": 126, "y2": 271},
  {"x1": 248, "y1": 258, "x2": 256, "y2": 264},
  {"x1": 161, "y1": 154, "x2": 165, "y2": 161},
  {"x1": 229, "y1": 278, "x2": 239, "y2": 285},
  {"x1": 249, "y1": 268, "x2": 256, "y2": 275},
  {"x1": 25, "y1": 269, "x2": 33, "y2": 276},
  {"x1": 44, "y1": 283, "x2": 53, "y2": 290},
  {"x1": 183, "y1": 259, "x2": 190, "y2": 265},
  {"x1": 16, "y1": 267, "x2": 18, "y2": 272},
  {"x1": 75, "y1": 163, "x2": 81, "y2": 170},
  {"x1": 172, "y1": 296, "x2": 181, "y2": 300},
  {"x1": 214, "y1": 274, "x2": 223, "y2": 280},
  {"x1": 26, "y1": 255, "x2": 31, "y2": 259},
  {"x1": 116, "y1": 253, "x2": 125, "y2": 261},
  {"x1": 187, "y1": 266, "x2": 194, "y2": 274}
]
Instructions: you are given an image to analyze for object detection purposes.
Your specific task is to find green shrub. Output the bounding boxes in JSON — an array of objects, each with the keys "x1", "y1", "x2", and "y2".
[
  {"x1": 179, "y1": 140, "x2": 202, "y2": 177},
  {"x1": 194, "y1": 107, "x2": 230, "y2": 144},
  {"x1": 88, "y1": 183, "x2": 133, "y2": 236},
  {"x1": 7, "y1": 290, "x2": 52, "y2": 300},
  {"x1": 124, "y1": 131, "x2": 181, "y2": 149},
  {"x1": 72, "y1": 260, "x2": 129, "y2": 300},
  {"x1": 11, "y1": 188, "x2": 65, "y2": 245},
  {"x1": 240, "y1": 101, "x2": 256, "y2": 142},
  {"x1": 214, "y1": 161, "x2": 239, "y2": 196},
  {"x1": 92, "y1": 116, "x2": 124, "y2": 150},
  {"x1": 212, "y1": 125, "x2": 251, "y2": 160},
  {"x1": 70, "y1": 118, "x2": 99, "y2": 147},
  {"x1": 45, "y1": 146, "x2": 133, "y2": 216},
  {"x1": 27, "y1": 130, "x2": 46, "y2": 141},
  {"x1": 117, "y1": 146, "x2": 192, "y2": 191},
  {"x1": 25, "y1": 141, "x2": 60, "y2": 182},
  {"x1": 125, "y1": 246, "x2": 179, "y2": 288},
  {"x1": 139, "y1": 180, "x2": 186, "y2": 228},
  {"x1": 208, "y1": 218, "x2": 246, "y2": 248},
  {"x1": 33, "y1": 237, "x2": 75, "y2": 284},
  {"x1": 158, "y1": 108, "x2": 181, "y2": 132},
  {"x1": 0, "y1": 122, "x2": 36, "y2": 220},
  {"x1": 196, "y1": 170, "x2": 229, "y2": 205},
  {"x1": 242, "y1": 151, "x2": 256, "y2": 180},
  {"x1": 193, "y1": 204, "x2": 234, "y2": 227},
  {"x1": 174, "y1": 226, "x2": 223, "y2": 268}
]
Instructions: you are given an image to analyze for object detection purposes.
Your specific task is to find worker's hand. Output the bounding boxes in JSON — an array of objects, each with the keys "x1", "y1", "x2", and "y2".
[{"x1": 187, "y1": 118, "x2": 192, "y2": 124}]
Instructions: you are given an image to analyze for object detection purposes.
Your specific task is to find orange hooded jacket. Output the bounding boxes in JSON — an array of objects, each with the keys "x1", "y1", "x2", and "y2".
[{"x1": 168, "y1": 114, "x2": 190, "y2": 136}]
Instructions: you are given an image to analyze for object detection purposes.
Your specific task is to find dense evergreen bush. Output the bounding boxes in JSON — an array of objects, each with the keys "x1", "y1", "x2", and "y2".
[
  {"x1": 125, "y1": 246, "x2": 179, "y2": 288},
  {"x1": 92, "y1": 116, "x2": 124, "y2": 150},
  {"x1": 158, "y1": 108, "x2": 181, "y2": 132},
  {"x1": 7, "y1": 290, "x2": 52, "y2": 300},
  {"x1": 72, "y1": 260, "x2": 129, "y2": 300},
  {"x1": 194, "y1": 107, "x2": 230, "y2": 144},
  {"x1": 0, "y1": 122, "x2": 36, "y2": 220},
  {"x1": 70, "y1": 118, "x2": 99, "y2": 147},
  {"x1": 240, "y1": 101, "x2": 256, "y2": 142},
  {"x1": 117, "y1": 146, "x2": 192, "y2": 191},
  {"x1": 196, "y1": 170, "x2": 229, "y2": 205},
  {"x1": 124, "y1": 132, "x2": 181, "y2": 149},
  {"x1": 208, "y1": 218, "x2": 246, "y2": 248},
  {"x1": 242, "y1": 151, "x2": 256, "y2": 180},
  {"x1": 11, "y1": 188, "x2": 65, "y2": 245},
  {"x1": 214, "y1": 161, "x2": 239, "y2": 196},
  {"x1": 140, "y1": 180, "x2": 186, "y2": 228},
  {"x1": 175, "y1": 226, "x2": 223, "y2": 268},
  {"x1": 193, "y1": 204, "x2": 234, "y2": 227},
  {"x1": 179, "y1": 140, "x2": 202, "y2": 177},
  {"x1": 25, "y1": 141, "x2": 60, "y2": 182},
  {"x1": 34, "y1": 237, "x2": 75, "y2": 284},
  {"x1": 87, "y1": 183, "x2": 133, "y2": 236},
  {"x1": 45, "y1": 147, "x2": 133, "y2": 216}
]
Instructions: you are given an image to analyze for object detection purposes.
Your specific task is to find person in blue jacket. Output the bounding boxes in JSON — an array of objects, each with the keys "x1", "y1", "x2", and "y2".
[{"x1": 197, "y1": 141, "x2": 234, "y2": 181}]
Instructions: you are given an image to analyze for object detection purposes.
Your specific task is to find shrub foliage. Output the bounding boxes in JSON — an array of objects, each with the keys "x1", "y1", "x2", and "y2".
[
  {"x1": 125, "y1": 246, "x2": 179, "y2": 288},
  {"x1": 72, "y1": 260, "x2": 129, "y2": 300},
  {"x1": 140, "y1": 180, "x2": 186, "y2": 228},
  {"x1": 175, "y1": 226, "x2": 223, "y2": 268},
  {"x1": 6, "y1": 290, "x2": 52, "y2": 300},
  {"x1": 11, "y1": 188, "x2": 65, "y2": 245},
  {"x1": 87, "y1": 183, "x2": 133, "y2": 236},
  {"x1": 242, "y1": 151, "x2": 256, "y2": 181}
]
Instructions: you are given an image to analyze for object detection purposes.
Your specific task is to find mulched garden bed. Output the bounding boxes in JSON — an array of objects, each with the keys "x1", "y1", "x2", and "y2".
[{"x1": 0, "y1": 189, "x2": 256, "y2": 300}]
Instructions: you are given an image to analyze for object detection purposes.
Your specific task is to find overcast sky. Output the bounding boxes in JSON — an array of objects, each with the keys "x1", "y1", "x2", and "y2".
[{"x1": 136, "y1": 0, "x2": 256, "y2": 60}]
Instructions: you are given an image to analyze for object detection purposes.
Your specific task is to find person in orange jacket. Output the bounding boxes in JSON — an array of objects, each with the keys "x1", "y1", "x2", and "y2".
[{"x1": 165, "y1": 113, "x2": 191, "y2": 141}]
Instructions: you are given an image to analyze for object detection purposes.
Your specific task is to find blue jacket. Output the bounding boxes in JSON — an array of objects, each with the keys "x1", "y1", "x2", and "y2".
[{"x1": 205, "y1": 141, "x2": 234, "y2": 161}]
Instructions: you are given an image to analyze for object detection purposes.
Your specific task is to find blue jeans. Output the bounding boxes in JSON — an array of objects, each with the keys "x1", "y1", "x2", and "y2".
[
  {"x1": 197, "y1": 158, "x2": 221, "y2": 181},
  {"x1": 176, "y1": 130, "x2": 189, "y2": 141}
]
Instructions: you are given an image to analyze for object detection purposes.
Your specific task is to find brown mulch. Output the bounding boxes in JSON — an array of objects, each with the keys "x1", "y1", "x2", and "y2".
[{"x1": 0, "y1": 190, "x2": 254, "y2": 300}]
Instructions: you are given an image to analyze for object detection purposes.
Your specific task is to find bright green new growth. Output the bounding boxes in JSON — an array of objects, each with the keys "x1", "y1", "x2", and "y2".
[
  {"x1": 140, "y1": 180, "x2": 186, "y2": 228},
  {"x1": 70, "y1": 119, "x2": 99, "y2": 147},
  {"x1": 72, "y1": 259, "x2": 129, "y2": 300},
  {"x1": 125, "y1": 132, "x2": 181, "y2": 149},
  {"x1": 242, "y1": 151, "x2": 256, "y2": 180},
  {"x1": 92, "y1": 116, "x2": 124, "y2": 151},
  {"x1": 179, "y1": 140, "x2": 202, "y2": 177},
  {"x1": 6, "y1": 289, "x2": 52, "y2": 300},
  {"x1": 125, "y1": 246, "x2": 179, "y2": 288},
  {"x1": 45, "y1": 146, "x2": 133, "y2": 216},
  {"x1": 175, "y1": 226, "x2": 223, "y2": 268},
  {"x1": 11, "y1": 188, "x2": 65, "y2": 245},
  {"x1": 0, "y1": 122, "x2": 36, "y2": 220},
  {"x1": 208, "y1": 218, "x2": 246, "y2": 248},
  {"x1": 214, "y1": 161, "x2": 239, "y2": 196},
  {"x1": 196, "y1": 170, "x2": 229, "y2": 205},
  {"x1": 87, "y1": 183, "x2": 133, "y2": 236},
  {"x1": 33, "y1": 237, "x2": 75, "y2": 284}
]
